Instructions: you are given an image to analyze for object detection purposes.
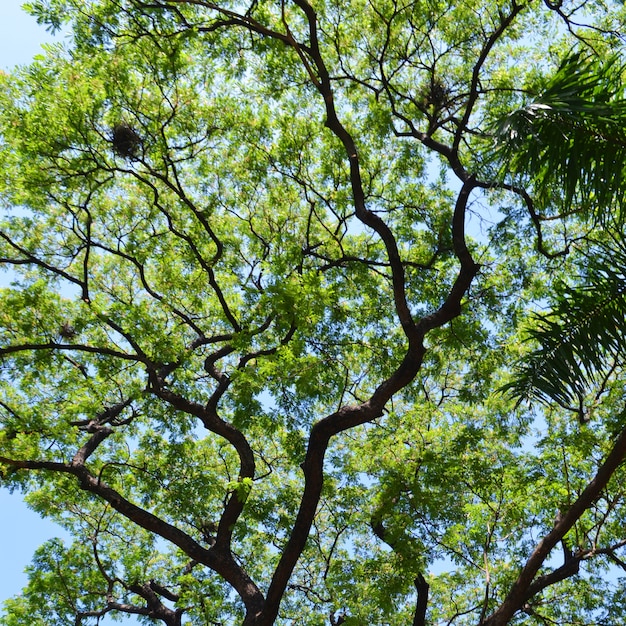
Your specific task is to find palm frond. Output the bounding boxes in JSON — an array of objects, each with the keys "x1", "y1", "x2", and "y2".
[
  {"x1": 493, "y1": 50, "x2": 626, "y2": 217},
  {"x1": 504, "y1": 237, "x2": 626, "y2": 407}
]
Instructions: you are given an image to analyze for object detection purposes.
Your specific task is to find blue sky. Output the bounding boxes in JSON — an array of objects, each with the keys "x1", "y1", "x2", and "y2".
[
  {"x1": 0, "y1": 2, "x2": 60, "y2": 70},
  {"x1": 0, "y1": 0, "x2": 69, "y2": 609}
]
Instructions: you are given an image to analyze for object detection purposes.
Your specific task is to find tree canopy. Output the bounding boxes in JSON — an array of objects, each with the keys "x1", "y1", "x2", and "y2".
[{"x1": 2, "y1": 1, "x2": 626, "y2": 625}]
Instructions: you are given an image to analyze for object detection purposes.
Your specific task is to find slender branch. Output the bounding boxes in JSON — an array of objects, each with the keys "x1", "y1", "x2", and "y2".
[
  {"x1": 291, "y1": 0, "x2": 418, "y2": 342},
  {"x1": 0, "y1": 231, "x2": 87, "y2": 291},
  {"x1": 495, "y1": 181, "x2": 571, "y2": 258},
  {"x1": 0, "y1": 342, "x2": 146, "y2": 363},
  {"x1": 161, "y1": 0, "x2": 292, "y2": 40},
  {"x1": 453, "y1": 2, "x2": 528, "y2": 153}
]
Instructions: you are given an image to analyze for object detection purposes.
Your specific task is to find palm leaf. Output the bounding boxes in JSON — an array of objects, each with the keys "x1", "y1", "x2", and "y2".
[
  {"x1": 505, "y1": 237, "x2": 626, "y2": 407},
  {"x1": 492, "y1": 50, "x2": 626, "y2": 218}
]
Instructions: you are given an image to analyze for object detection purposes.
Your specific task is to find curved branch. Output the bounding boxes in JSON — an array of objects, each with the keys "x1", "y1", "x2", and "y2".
[
  {"x1": 0, "y1": 231, "x2": 87, "y2": 293},
  {"x1": 148, "y1": 386, "x2": 256, "y2": 554},
  {"x1": 291, "y1": 0, "x2": 417, "y2": 343},
  {"x1": 417, "y1": 176, "x2": 480, "y2": 333},
  {"x1": 413, "y1": 574, "x2": 429, "y2": 626},
  {"x1": 497, "y1": 181, "x2": 572, "y2": 258},
  {"x1": 126, "y1": 166, "x2": 241, "y2": 332},
  {"x1": 254, "y1": 7, "x2": 481, "y2": 622},
  {"x1": 160, "y1": 0, "x2": 297, "y2": 47},
  {"x1": 0, "y1": 454, "x2": 265, "y2": 620},
  {"x1": 127, "y1": 581, "x2": 183, "y2": 626}
]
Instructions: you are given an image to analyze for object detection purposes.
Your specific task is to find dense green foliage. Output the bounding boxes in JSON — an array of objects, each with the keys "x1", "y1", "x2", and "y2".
[{"x1": 1, "y1": 1, "x2": 626, "y2": 625}]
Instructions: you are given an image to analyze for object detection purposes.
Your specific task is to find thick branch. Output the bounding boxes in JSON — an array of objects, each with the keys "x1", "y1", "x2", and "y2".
[
  {"x1": 127, "y1": 581, "x2": 183, "y2": 626},
  {"x1": 257, "y1": 8, "x2": 480, "y2": 621},
  {"x1": 522, "y1": 552, "x2": 581, "y2": 602},
  {"x1": 417, "y1": 176, "x2": 480, "y2": 334},
  {"x1": 71, "y1": 427, "x2": 113, "y2": 466},
  {"x1": 413, "y1": 574, "x2": 429, "y2": 626}
]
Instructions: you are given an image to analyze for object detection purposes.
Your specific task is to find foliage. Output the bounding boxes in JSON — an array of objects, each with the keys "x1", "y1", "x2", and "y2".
[
  {"x1": 504, "y1": 236, "x2": 626, "y2": 413},
  {"x1": 492, "y1": 50, "x2": 626, "y2": 219},
  {"x1": 1, "y1": 1, "x2": 626, "y2": 626}
]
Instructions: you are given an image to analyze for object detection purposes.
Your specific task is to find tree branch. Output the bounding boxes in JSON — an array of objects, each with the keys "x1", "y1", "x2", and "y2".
[
  {"x1": 483, "y1": 414, "x2": 626, "y2": 625},
  {"x1": 413, "y1": 573, "x2": 429, "y2": 626},
  {"x1": 0, "y1": 455, "x2": 265, "y2": 620}
]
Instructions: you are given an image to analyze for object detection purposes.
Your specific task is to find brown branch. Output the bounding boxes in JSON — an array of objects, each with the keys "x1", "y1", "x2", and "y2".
[
  {"x1": 253, "y1": 6, "x2": 480, "y2": 622},
  {"x1": 413, "y1": 574, "x2": 429, "y2": 626},
  {"x1": 0, "y1": 342, "x2": 146, "y2": 363},
  {"x1": 160, "y1": 0, "x2": 296, "y2": 47},
  {"x1": 149, "y1": 579, "x2": 180, "y2": 603},
  {"x1": 482, "y1": 416, "x2": 626, "y2": 625},
  {"x1": 70, "y1": 398, "x2": 134, "y2": 429},
  {"x1": 86, "y1": 237, "x2": 207, "y2": 339},
  {"x1": 148, "y1": 385, "x2": 256, "y2": 554},
  {"x1": 417, "y1": 176, "x2": 480, "y2": 334},
  {"x1": 522, "y1": 553, "x2": 581, "y2": 602},
  {"x1": 0, "y1": 454, "x2": 265, "y2": 620},
  {"x1": 256, "y1": 329, "x2": 427, "y2": 622},
  {"x1": 71, "y1": 427, "x2": 113, "y2": 466},
  {"x1": 124, "y1": 166, "x2": 241, "y2": 332},
  {"x1": 0, "y1": 231, "x2": 87, "y2": 291},
  {"x1": 290, "y1": 0, "x2": 418, "y2": 343},
  {"x1": 127, "y1": 581, "x2": 183, "y2": 626},
  {"x1": 496, "y1": 181, "x2": 571, "y2": 259},
  {"x1": 452, "y1": 2, "x2": 528, "y2": 154}
]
